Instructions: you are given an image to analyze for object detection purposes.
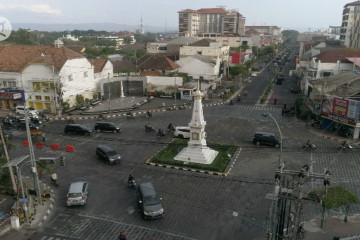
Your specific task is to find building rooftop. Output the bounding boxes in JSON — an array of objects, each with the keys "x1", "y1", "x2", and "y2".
[
  {"x1": 315, "y1": 48, "x2": 360, "y2": 63},
  {"x1": 0, "y1": 44, "x2": 83, "y2": 72}
]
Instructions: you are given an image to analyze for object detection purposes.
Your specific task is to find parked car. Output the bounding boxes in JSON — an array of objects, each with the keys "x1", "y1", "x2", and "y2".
[
  {"x1": 174, "y1": 126, "x2": 190, "y2": 139},
  {"x1": 96, "y1": 144, "x2": 121, "y2": 164},
  {"x1": 64, "y1": 124, "x2": 93, "y2": 135},
  {"x1": 94, "y1": 122, "x2": 121, "y2": 133},
  {"x1": 66, "y1": 181, "x2": 89, "y2": 207},
  {"x1": 15, "y1": 106, "x2": 38, "y2": 117},
  {"x1": 252, "y1": 131, "x2": 280, "y2": 147},
  {"x1": 137, "y1": 180, "x2": 164, "y2": 219}
]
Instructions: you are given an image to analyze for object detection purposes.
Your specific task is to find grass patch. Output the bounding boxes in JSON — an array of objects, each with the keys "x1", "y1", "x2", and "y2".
[{"x1": 151, "y1": 138, "x2": 237, "y2": 172}]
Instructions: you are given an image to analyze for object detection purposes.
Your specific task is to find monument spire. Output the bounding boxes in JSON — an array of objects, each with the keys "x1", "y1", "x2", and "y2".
[{"x1": 174, "y1": 81, "x2": 218, "y2": 164}]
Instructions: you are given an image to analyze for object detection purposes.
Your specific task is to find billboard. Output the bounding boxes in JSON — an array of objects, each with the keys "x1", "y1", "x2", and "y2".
[{"x1": 321, "y1": 95, "x2": 360, "y2": 123}]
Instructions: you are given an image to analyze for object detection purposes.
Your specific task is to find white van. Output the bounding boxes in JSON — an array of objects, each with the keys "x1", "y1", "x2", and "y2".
[
  {"x1": 174, "y1": 126, "x2": 191, "y2": 139},
  {"x1": 15, "y1": 106, "x2": 38, "y2": 117}
]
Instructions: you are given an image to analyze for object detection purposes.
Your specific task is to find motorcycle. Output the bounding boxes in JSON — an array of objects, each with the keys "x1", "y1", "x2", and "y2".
[
  {"x1": 339, "y1": 141, "x2": 353, "y2": 150},
  {"x1": 145, "y1": 111, "x2": 152, "y2": 118},
  {"x1": 302, "y1": 143, "x2": 316, "y2": 150},
  {"x1": 145, "y1": 124, "x2": 155, "y2": 132},
  {"x1": 126, "y1": 112, "x2": 134, "y2": 119},
  {"x1": 50, "y1": 173, "x2": 59, "y2": 187},
  {"x1": 157, "y1": 129, "x2": 165, "y2": 137},
  {"x1": 128, "y1": 179, "x2": 136, "y2": 189}
]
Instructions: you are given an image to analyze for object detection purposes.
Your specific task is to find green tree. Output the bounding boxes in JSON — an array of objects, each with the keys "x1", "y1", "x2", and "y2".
[
  {"x1": 123, "y1": 36, "x2": 133, "y2": 45},
  {"x1": 309, "y1": 186, "x2": 358, "y2": 226}
]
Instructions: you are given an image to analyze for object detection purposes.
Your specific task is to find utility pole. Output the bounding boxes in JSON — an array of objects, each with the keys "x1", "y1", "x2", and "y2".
[{"x1": 269, "y1": 165, "x2": 330, "y2": 240}]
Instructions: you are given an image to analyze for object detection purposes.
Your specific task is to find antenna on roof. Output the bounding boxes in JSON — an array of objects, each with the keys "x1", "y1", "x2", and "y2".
[{"x1": 41, "y1": 53, "x2": 45, "y2": 57}]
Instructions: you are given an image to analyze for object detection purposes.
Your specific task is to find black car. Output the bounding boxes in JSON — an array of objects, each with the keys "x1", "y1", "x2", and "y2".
[
  {"x1": 95, "y1": 144, "x2": 121, "y2": 164},
  {"x1": 94, "y1": 122, "x2": 121, "y2": 133},
  {"x1": 137, "y1": 180, "x2": 164, "y2": 219},
  {"x1": 252, "y1": 131, "x2": 280, "y2": 147},
  {"x1": 64, "y1": 124, "x2": 93, "y2": 135}
]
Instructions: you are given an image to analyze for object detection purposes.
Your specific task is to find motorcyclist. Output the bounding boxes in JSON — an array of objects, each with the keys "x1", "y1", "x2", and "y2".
[
  {"x1": 127, "y1": 111, "x2": 134, "y2": 118},
  {"x1": 158, "y1": 128, "x2": 164, "y2": 137},
  {"x1": 128, "y1": 175, "x2": 135, "y2": 188},
  {"x1": 305, "y1": 140, "x2": 312, "y2": 148},
  {"x1": 117, "y1": 232, "x2": 126, "y2": 240},
  {"x1": 146, "y1": 110, "x2": 152, "y2": 117},
  {"x1": 167, "y1": 122, "x2": 174, "y2": 131},
  {"x1": 50, "y1": 172, "x2": 58, "y2": 185}
]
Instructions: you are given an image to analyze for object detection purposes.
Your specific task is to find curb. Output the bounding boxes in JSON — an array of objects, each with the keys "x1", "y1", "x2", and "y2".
[
  {"x1": 37, "y1": 188, "x2": 55, "y2": 228},
  {"x1": 144, "y1": 140, "x2": 242, "y2": 177},
  {"x1": 47, "y1": 101, "x2": 227, "y2": 121}
]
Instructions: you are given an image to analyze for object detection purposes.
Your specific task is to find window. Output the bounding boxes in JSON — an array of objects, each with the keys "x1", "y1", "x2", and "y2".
[
  {"x1": 35, "y1": 96, "x2": 42, "y2": 100},
  {"x1": 9, "y1": 81, "x2": 16, "y2": 87},
  {"x1": 3, "y1": 82, "x2": 7, "y2": 87},
  {"x1": 44, "y1": 96, "x2": 50, "y2": 101},
  {"x1": 68, "y1": 75, "x2": 73, "y2": 81},
  {"x1": 33, "y1": 82, "x2": 41, "y2": 91}
]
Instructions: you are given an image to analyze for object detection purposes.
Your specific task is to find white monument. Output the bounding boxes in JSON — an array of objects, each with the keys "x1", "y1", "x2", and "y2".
[{"x1": 174, "y1": 81, "x2": 218, "y2": 164}]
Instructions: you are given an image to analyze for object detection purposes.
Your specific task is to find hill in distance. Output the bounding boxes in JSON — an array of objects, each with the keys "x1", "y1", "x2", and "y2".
[{"x1": 12, "y1": 22, "x2": 177, "y2": 33}]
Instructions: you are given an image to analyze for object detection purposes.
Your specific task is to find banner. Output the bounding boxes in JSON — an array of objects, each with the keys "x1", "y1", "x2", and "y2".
[{"x1": 332, "y1": 97, "x2": 349, "y2": 116}]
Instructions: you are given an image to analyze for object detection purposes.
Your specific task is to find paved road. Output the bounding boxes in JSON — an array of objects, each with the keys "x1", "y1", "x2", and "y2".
[
  {"x1": 3, "y1": 51, "x2": 360, "y2": 239},
  {"x1": 4, "y1": 99, "x2": 360, "y2": 240}
]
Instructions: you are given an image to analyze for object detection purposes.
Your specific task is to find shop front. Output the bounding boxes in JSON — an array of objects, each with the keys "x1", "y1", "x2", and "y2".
[
  {"x1": 0, "y1": 90, "x2": 24, "y2": 110},
  {"x1": 319, "y1": 95, "x2": 360, "y2": 139}
]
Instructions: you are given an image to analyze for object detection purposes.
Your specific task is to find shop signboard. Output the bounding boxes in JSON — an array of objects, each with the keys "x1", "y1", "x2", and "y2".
[
  {"x1": 321, "y1": 95, "x2": 360, "y2": 123},
  {"x1": 332, "y1": 97, "x2": 349, "y2": 116}
]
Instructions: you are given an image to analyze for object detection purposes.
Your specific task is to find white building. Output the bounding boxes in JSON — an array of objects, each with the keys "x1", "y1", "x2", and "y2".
[
  {"x1": 179, "y1": 39, "x2": 230, "y2": 62},
  {"x1": 0, "y1": 42, "x2": 113, "y2": 112},
  {"x1": 176, "y1": 54, "x2": 220, "y2": 81}
]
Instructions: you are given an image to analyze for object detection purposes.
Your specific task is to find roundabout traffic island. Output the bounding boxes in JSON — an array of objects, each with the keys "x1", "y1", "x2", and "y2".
[{"x1": 147, "y1": 138, "x2": 237, "y2": 175}]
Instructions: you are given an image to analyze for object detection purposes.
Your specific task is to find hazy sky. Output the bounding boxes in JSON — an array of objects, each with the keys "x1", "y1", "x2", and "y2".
[{"x1": 0, "y1": 0, "x2": 354, "y2": 31}]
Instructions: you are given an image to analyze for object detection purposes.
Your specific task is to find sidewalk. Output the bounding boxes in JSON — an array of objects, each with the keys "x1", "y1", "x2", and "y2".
[
  {"x1": 304, "y1": 215, "x2": 360, "y2": 240},
  {"x1": 0, "y1": 177, "x2": 55, "y2": 239}
]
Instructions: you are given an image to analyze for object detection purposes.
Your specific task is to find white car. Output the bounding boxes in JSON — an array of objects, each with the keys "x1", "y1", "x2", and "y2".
[
  {"x1": 251, "y1": 72, "x2": 258, "y2": 77},
  {"x1": 174, "y1": 126, "x2": 190, "y2": 139},
  {"x1": 15, "y1": 106, "x2": 39, "y2": 117}
]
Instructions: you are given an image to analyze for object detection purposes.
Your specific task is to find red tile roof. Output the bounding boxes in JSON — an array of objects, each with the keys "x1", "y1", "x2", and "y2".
[
  {"x1": 197, "y1": 8, "x2": 227, "y2": 14},
  {"x1": 140, "y1": 71, "x2": 161, "y2": 76},
  {"x1": 90, "y1": 59, "x2": 108, "y2": 73},
  {"x1": 316, "y1": 48, "x2": 360, "y2": 63},
  {"x1": 111, "y1": 59, "x2": 137, "y2": 73},
  {"x1": 178, "y1": 8, "x2": 227, "y2": 14},
  {"x1": 178, "y1": 9, "x2": 198, "y2": 13},
  {"x1": 0, "y1": 45, "x2": 83, "y2": 72},
  {"x1": 138, "y1": 54, "x2": 179, "y2": 71}
]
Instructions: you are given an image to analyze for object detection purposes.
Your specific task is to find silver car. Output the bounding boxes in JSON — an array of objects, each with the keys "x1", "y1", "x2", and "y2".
[{"x1": 66, "y1": 181, "x2": 89, "y2": 207}]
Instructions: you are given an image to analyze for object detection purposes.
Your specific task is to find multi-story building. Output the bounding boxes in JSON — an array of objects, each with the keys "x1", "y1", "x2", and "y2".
[
  {"x1": 178, "y1": 8, "x2": 245, "y2": 37},
  {"x1": 340, "y1": 1, "x2": 360, "y2": 47}
]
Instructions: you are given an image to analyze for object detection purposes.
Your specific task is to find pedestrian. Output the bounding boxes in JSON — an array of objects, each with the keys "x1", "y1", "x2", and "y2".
[
  {"x1": 117, "y1": 232, "x2": 126, "y2": 240},
  {"x1": 42, "y1": 133, "x2": 46, "y2": 143},
  {"x1": 274, "y1": 98, "x2": 277, "y2": 105}
]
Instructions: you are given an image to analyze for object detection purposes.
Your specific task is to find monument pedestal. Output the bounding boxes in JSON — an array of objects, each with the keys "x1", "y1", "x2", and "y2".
[{"x1": 174, "y1": 146, "x2": 218, "y2": 164}]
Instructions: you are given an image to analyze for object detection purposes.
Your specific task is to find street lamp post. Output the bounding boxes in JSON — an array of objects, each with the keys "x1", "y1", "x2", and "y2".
[
  {"x1": 23, "y1": 96, "x2": 42, "y2": 205},
  {"x1": 262, "y1": 112, "x2": 283, "y2": 168},
  {"x1": 262, "y1": 112, "x2": 283, "y2": 240}
]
